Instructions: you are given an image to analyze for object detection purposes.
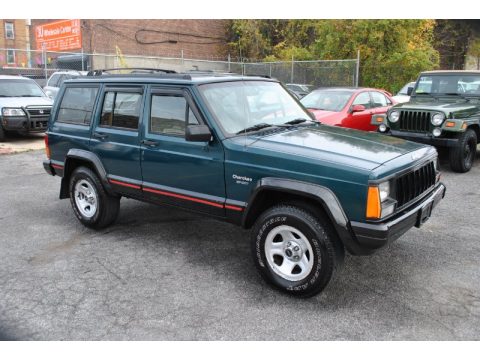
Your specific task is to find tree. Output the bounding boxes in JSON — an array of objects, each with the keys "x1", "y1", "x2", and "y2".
[
  {"x1": 310, "y1": 20, "x2": 439, "y2": 92},
  {"x1": 226, "y1": 20, "x2": 440, "y2": 93},
  {"x1": 433, "y1": 20, "x2": 472, "y2": 70},
  {"x1": 468, "y1": 39, "x2": 480, "y2": 70}
]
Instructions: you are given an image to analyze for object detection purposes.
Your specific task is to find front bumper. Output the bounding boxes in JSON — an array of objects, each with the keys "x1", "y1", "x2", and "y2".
[
  {"x1": 1, "y1": 115, "x2": 48, "y2": 132},
  {"x1": 386, "y1": 130, "x2": 458, "y2": 147},
  {"x1": 350, "y1": 183, "x2": 446, "y2": 251}
]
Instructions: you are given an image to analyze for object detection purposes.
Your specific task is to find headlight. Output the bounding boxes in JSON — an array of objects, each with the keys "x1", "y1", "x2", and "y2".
[
  {"x1": 366, "y1": 181, "x2": 394, "y2": 219},
  {"x1": 431, "y1": 113, "x2": 445, "y2": 126},
  {"x1": 2, "y1": 108, "x2": 26, "y2": 117},
  {"x1": 389, "y1": 110, "x2": 400, "y2": 123},
  {"x1": 379, "y1": 181, "x2": 390, "y2": 202}
]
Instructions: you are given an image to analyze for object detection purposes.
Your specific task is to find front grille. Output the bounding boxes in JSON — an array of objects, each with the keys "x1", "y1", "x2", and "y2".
[
  {"x1": 398, "y1": 111, "x2": 430, "y2": 132},
  {"x1": 395, "y1": 161, "x2": 436, "y2": 208},
  {"x1": 25, "y1": 107, "x2": 51, "y2": 118}
]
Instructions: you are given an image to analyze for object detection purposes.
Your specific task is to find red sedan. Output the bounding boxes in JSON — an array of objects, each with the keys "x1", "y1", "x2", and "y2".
[{"x1": 300, "y1": 87, "x2": 396, "y2": 131}]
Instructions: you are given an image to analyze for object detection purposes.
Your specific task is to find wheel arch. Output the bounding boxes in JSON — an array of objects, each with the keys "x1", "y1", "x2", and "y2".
[
  {"x1": 467, "y1": 123, "x2": 480, "y2": 140},
  {"x1": 242, "y1": 178, "x2": 364, "y2": 255},
  {"x1": 60, "y1": 149, "x2": 114, "y2": 199}
]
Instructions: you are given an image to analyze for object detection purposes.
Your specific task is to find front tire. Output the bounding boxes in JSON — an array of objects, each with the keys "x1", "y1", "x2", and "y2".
[
  {"x1": 0, "y1": 126, "x2": 5, "y2": 141},
  {"x1": 69, "y1": 166, "x2": 120, "y2": 229},
  {"x1": 251, "y1": 204, "x2": 344, "y2": 297},
  {"x1": 449, "y1": 129, "x2": 477, "y2": 173}
]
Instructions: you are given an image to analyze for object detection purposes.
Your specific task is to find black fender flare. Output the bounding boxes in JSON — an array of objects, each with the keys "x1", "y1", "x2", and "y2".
[
  {"x1": 242, "y1": 177, "x2": 367, "y2": 255},
  {"x1": 60, "y1": 149, "x2": 114, "y2": 199}
]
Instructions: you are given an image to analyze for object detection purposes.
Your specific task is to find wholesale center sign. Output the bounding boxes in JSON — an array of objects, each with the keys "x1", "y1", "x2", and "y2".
[{"x1": 35, "y1": 19, "x2": 82, "y2": 52}]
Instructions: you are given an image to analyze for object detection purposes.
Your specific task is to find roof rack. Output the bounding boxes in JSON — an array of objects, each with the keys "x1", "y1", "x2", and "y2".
[
  {"x1": 244, "y1": 74, "x2": 272, "y2": 79},
  {"x1": 87, "y1": 67, "x2": 177, "y2": 76}
]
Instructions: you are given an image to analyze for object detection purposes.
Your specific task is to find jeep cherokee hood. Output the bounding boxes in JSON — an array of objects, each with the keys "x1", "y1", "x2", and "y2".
[{"x1": 236, "y1": 125, "x2": 428, "y2": 171}]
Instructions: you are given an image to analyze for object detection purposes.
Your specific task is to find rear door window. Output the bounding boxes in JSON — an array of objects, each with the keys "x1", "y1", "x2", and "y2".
[
  {"x1": 56, "y1": 86, "x2": 99, "y2": 125},
  {"x1": 100, "y1": 91, "x2": 143, "y2": 130}
]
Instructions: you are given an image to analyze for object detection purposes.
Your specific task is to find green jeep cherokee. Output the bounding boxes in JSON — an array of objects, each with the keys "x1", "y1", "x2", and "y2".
[
  {"x1": 43, "y1": 71, "x2": 446, "y2": 297},
  {"x1": 377, "y1": 70, "x2": 480, "y2": 173}
]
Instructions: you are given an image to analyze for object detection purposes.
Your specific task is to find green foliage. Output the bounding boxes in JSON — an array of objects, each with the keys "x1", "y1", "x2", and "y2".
[
  {"x1": 468, "y1": 38, "x2": 480, "y2": 70},
  {"x1": 227, "y1": 20, "x2": 440, "y2": 93},
  {"x1": 433, "y1": 20, "x2": 472, "y2": 70}
]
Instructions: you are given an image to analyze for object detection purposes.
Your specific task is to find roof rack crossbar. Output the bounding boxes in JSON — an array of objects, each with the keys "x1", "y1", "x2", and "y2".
[{"x1": 87, "y1": 68, "x2": 177, "y2": 76}]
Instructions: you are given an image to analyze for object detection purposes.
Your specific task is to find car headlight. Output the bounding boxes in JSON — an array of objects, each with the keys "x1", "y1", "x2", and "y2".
[
  {"x1": 389, "y1": 110, "x2": 400, "y2": 123},
  {"x1": 379, "y1": 181, "x2": 390, "y2": 202},
  {"x1": 431, "y1": 113, "x2": 445, "y2": 126},
  {"x1": 2, "y1": 108, "x2": 26, "y2": 117},
  {"x1": 366, "y1": 181, "x2": 395, "y2": 219}
]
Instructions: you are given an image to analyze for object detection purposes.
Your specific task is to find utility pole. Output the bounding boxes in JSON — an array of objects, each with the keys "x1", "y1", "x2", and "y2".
[{"x1": 355, "y1": 50, "x2": 360, "y2": 87}]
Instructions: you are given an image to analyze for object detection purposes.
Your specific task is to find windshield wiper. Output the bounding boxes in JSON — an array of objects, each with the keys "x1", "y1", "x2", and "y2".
[
  {"x1": 18, "y1": 95, "x2": 38, "y2": 97},
  {"x1": 284, "y1": 118, "x2": 312, "y2": 125},
  {"x1": 236, "y1": 123, "x2": 275, "y2": 135}
]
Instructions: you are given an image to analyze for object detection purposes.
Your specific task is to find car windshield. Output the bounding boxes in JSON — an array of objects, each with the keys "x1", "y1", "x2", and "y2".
[
  {"x1": 198, "y1": 81, "x2": 311, "y2": 136},
  {"x1": 414, "y1": 74, "x2": 480, "y2": 96},
  {"x1": 0, "y1": 79, "x2": 45, "y2": 97},
  {"x1": 300, "y1": 90, "x2": 352, "y2": 112}
]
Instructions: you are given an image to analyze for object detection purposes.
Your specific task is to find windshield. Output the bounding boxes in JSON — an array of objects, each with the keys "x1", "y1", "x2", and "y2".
[
  {"x1": 301, "y1": 90, "x2": 352, "y2": 111},
  {"x1": 414, "y1": 74, "x2": 480, "y2": 96},
  {"x1": 199, "y1": 81, "x2": 311, "y2": 136},
  {"x1": 0, "y1": 79, "x2": 45, "y2": 97}
]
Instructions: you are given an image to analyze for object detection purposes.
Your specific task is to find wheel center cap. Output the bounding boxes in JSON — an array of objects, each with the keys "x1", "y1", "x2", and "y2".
[{"x1": 285, "y1": 241, "x2": 303, "y2": 262}]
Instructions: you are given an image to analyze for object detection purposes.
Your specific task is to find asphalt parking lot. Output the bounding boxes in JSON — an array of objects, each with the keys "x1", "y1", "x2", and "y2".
[{"x1": 0, "y1": 149, "x2": 479, "y2": 340}]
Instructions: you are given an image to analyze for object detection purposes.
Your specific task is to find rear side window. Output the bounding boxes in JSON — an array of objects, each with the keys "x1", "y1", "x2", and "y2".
[
  {"x1": 56, "y1": 87, "x2": 99, "y2": 125},
  {"x1": 100, "y1": 91, "x2": 142, "y2": 130},
  {"x1": 48, "y1": 74, "x2": 61, "y2": 87},
  {"x1": 150, "y1": 94, "x2": 199, "y2": 136}
]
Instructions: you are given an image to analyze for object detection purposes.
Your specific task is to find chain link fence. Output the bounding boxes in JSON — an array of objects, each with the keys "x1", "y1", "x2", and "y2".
[{"x1": 0, "y1": 48, "x2": 359, "y2": 89}]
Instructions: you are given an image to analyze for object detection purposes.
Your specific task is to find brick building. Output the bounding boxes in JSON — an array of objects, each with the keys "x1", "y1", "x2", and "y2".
[
  {"x1": 30, "y1": 19, "x2": 229, "y2": 59},
  {"x1": 0, "y1": 19, "x2": 32, "y2": 68}
]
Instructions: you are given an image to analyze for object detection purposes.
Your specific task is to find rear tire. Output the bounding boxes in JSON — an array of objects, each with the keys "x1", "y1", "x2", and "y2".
[
  {"x1": 251, "y1": 204, "x2": 344, "y2": 297},
  {"x1": 449, "y1": 129, "x2": 477, "y2": 173},
  {"x1": 69, "y1": 166, "x2": 120, "y2": 229}
]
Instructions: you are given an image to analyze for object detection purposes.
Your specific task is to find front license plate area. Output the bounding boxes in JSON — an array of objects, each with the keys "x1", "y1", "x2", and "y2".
[{"x1": 416, "y1": 202, "x2": 433, "y2": 228}]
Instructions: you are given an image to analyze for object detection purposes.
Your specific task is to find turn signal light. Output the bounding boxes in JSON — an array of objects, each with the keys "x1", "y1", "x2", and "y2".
[
  {"x1": 366, "y1": 186, "x2": 381, "y2": 219},
  {"x1": 44, "y1": 134, "x2": 51, "y2": 159},
  {"x1": 445, "y1": 121, "x2": 456, "y2": 128}
]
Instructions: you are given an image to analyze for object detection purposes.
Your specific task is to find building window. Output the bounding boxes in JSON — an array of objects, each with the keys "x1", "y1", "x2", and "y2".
[
  {"x1": 5, "y1": 22, "x2": 14, "y2": 39},
  {"x1": 6, "y1": 49, "x2": 15, "y2": 64}
]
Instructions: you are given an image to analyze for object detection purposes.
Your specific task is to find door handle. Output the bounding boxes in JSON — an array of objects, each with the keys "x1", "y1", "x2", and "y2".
[
  {"x1": 141, "y1": 139, "x2": 159, "y2": 147},
  {"x1": 93, "y1": 132, "x2": 108, "y2": 140}
]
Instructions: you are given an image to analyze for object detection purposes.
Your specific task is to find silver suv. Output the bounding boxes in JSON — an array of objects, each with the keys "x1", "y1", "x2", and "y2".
[
  {"x1": 44, "y1": 71, "x2": 86, "y2": 99},
  {"x1": 0, "y1": 75, "x2": 53, "y2": 141}
]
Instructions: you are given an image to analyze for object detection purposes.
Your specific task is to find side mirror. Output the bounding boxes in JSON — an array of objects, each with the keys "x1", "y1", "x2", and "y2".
[
  {"x1": 185, "y1": 124, "x2": 212, "y2": 142},
  {"x1": 407, "y1": 86, "x2": 414, "y2": 96},
  {"x1": 351, "y1": 104, "x2": 366, "y2": 113}
]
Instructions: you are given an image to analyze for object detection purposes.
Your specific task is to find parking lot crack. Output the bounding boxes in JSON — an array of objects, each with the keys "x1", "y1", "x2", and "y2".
[{"x1": 95, "y1": 257, "x2": 126, "y2": 285}]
